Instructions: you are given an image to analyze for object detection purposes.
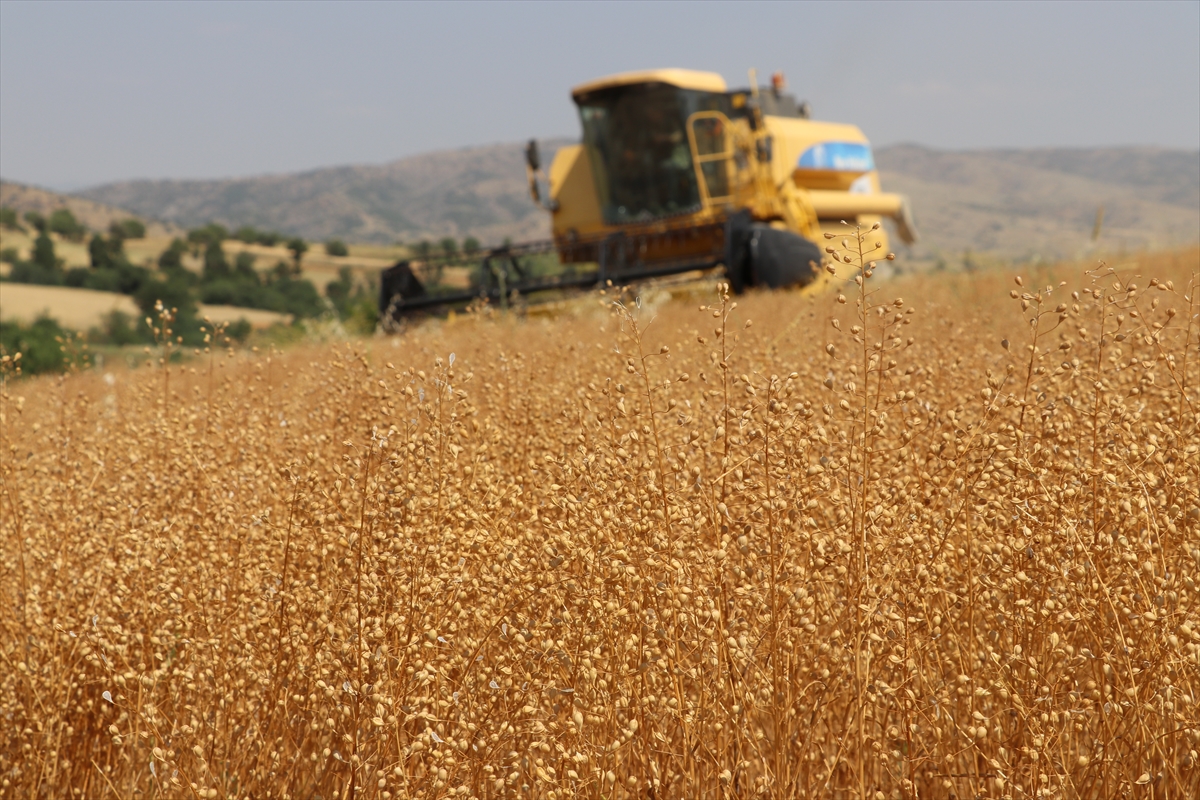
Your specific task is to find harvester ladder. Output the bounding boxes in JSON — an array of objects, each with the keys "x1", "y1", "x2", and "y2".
[{"x1": 686, "y1": 111, "x2": 736, "y2": 208}]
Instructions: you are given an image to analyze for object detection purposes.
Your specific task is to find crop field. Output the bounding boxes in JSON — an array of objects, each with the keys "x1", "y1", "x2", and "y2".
[
  {"x1": 0, "y1": 283, "x2": 291, "y2": 332},
  {"x1": 1, "y1": 242, "x2": 1198, "y2": 799}
]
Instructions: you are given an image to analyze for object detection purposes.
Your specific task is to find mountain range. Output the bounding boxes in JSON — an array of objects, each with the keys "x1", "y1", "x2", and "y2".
[{"x1": 4, "y1": 142, "x2": 1196, "y2": 265}]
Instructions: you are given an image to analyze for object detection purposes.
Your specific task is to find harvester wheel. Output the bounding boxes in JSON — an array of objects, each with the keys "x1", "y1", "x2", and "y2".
[{"x1": 724, "y1": 211, "x2": 821, "y2": 292}]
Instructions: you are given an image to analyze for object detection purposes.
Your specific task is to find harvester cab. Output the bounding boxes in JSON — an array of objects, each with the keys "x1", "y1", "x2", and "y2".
[{"x1": 380, "y1": 68, "x2": 916, "y2": 321}]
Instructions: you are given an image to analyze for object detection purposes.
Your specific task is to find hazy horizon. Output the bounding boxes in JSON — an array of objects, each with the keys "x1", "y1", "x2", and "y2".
[{"x1": 2, "y1": 0, "x2": 1197, "y2": 191}]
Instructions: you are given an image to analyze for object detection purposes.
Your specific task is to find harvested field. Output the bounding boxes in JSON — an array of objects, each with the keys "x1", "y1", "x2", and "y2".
[
  {"x1": 1, "y1": 244, "x2": 1198, "y2": 799},
  {"x1": 0, "y1": 283, "x2": 291, "y2": 330},
  {"x1": 1, "y1": 283, "x2": 140, "y2": 329}
]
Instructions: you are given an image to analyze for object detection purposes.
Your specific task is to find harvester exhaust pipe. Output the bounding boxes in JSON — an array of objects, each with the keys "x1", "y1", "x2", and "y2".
[{"x1": 525, "y1": 140, "x2": 558, "y2": 212}]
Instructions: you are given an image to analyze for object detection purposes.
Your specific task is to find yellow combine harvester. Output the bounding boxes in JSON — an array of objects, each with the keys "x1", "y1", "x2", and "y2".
[{"x1": 381, "y1": 68, "x2": 916, "y2": 317}]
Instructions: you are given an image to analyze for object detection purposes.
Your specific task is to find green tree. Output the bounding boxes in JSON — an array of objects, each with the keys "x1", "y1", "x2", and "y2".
[
  {"x1": 463, "y1": 236, "x2": 481, "y2": 256},
  {"x1": 187, "y1": 223, "x2": 228, "y2": 247},
  {"x1": 203, "y1": 239, "x2": 230, "y2": 282},
  {"x1": 32, "y1": 231, "x2": 58, "y2": 271},
  {"x1": 286, "y1": 238, "x2": 308, "y2": 274},
  {"x1": 8, "y1": 231, "x2": 64, "y2": 285},
  {"x1": 234, "y1": 251, "x2": 259, "y2": 283},
  {"x1": 324, "y1": 239, "x2": 349, "y2": 257},
  {"x1": 88, "y1": 234, "x2": 112, "y2": 269},
  {"x1": 440, "y1": 237, "x2": 458, "y2": 260},
  {"x1": 0, "y1": 207, "x2": 22, "y2": 231},
  {"x1": 110, "y1": 218, "x2": 146, "y2": 240},
  {"x1": 48, "y1": 208, "x2": 87, "y2": 241},
  {"x1": 157, "y1": 238, "x2": 188, "y2": 272},
  {"x1": 134, "y1": 275, "x2": 203, "y2": 344},
  {"x1": 24, "y1": 211, "x2": 47, "y2": 233},
  {"x1": 273, "y1": 275, "x2": 324, "y2": 318},
  {"x1": 414, "y1": 240, "x2": 433, "y2": 260},
  {"x1": 235, "y1": 226, "x2": 259, "y2": 244},
  {"x1": 325, "y1": 266, "x2": 355, "y2": 317},
  {"x1": 256, "y1": 230, "x2": 281, "y2": 247},
  {"x1": 88, "y1": 232, "x2": 127, "y2": 271},
  {"x1": 0, "y1": 316, "x2": 89, "y2": 375}
]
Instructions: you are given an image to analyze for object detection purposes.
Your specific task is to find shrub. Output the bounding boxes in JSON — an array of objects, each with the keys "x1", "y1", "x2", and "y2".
[
  {"x1": 256, "y1": 230, "x2": 281, "y2": 247},
  {"x1": 326, "y1": 266, "x2": 377, "y2": 331},
  {"x1": 324, "y1": 266, "x2": 356, "y2": 316},
  {"x1": 0, "y1": 315, "x2": 88, "y2": 374},
  {"x1": 271, "y1": 274, "x2": 324, "y2": 318},
  {"x1": 0, "y1": 247, "x2": 18, "y2": 264},
  {"x1": 82, "y1": 268, "x2": 124, "y2": 293},
  {"x1": 89, "y1": 310, "x2": 146, "y2": 346},
  {"x1": 199, "y1": 280, "x2": 278, "y2": 311},
  {"x1": 324, "y1": 239, "x2": 349, "y2": 257},
  {"x1": 197, "y1": 280, "x2": 238, "y2": 306},
  {"x1": 7, "y1": 260, "x2": 62, "y2": 286},
  {"x1": 63, "y1": 267, "x2": 91, "y2": 287},
  {"x1": 225, "y1": 318, "x2": 253, "y2": 342},
  {"x1": 235, "y1": 226, "x2": 260, "y2": 244}
]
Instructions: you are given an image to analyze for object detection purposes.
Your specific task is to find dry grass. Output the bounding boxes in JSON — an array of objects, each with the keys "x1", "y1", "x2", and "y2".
[{"x1": 1, "y1": 243, "x2": 1197, "y2": 799}]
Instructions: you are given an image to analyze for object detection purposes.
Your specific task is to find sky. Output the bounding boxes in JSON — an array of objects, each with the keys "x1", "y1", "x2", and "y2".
[{"x1": 1, "y1": 0, "x2": 1198, "y2": 190}]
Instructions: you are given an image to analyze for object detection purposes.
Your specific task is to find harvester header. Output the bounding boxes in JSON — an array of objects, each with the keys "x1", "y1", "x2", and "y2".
[{"x1": 382, "y1": 67, "x2": 916, "y2": 320}]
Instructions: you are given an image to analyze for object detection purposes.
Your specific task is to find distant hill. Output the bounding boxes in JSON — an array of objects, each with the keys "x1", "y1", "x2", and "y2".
[
  {"x1": 876, "y1": 145, "x2": 1200, "y2": 264},
  {"x1": 75, "y1": 142, "x2": 1200, "y2": 261},
  {"x1": 78, "y1": 141, "x2": 571, "y2": 248},
  {"x1": 0, "y1": 181, "x2": 179, "y2": 239}
]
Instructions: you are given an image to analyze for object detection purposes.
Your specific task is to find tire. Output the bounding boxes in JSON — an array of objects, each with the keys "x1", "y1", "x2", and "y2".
[
  {"x1": 746, "y1": 225, "x2": 822, "y2": 289},
  {"x1": 723, "y1": 212, "x2": 821, "y2": 291}
]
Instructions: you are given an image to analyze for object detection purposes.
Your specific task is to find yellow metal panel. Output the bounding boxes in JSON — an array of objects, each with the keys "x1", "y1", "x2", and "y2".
[
  {"x1": 764, "y1": 117, "x2": 872, "y2": 190},
  {"x1": 808, "y1": 189, "x2": 905, "y2": 218},
  {"x1": 548, "y1": 145, "x2": 605, "y2": 238},
  {"x1": 812, "y1": 191, "x2": 917, "y2": 246},
  {"x1": 571, "y1": 69, "x2": 727, "y2": 98}
]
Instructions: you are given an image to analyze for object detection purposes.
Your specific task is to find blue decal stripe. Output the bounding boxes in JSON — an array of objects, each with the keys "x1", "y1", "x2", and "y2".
[{"x1": 797, "y1": 142, "x2": 875, "y2": 172}]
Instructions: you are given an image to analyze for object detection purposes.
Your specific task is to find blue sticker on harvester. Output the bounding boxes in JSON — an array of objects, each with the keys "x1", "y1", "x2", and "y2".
[{"x1": 797, "y1": 142, "x2": 874, "y2": 172}]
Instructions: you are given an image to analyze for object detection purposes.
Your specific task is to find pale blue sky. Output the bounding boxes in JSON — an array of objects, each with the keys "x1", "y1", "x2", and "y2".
[{"x1": 1, "y1": 0, "x2": 1197, "y2": 190}]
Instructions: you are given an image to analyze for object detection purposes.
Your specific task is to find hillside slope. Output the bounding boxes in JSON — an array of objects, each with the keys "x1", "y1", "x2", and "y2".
[
  {"x1": 877, "y1": 145, "x2": 1200, "y2": 264},
  {"x1": 79, "y1": 141, "x2": 570, "y2": 248},
  {"x1": 77, "y1": 143, "x2": 1200, "y2": 261},
  {"x1": 0, "y1": 181, "x2": 178, "y2": 239}
]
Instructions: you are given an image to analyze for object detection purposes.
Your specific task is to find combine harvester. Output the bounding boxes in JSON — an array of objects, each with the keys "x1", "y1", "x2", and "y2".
[{"x1": 380, "y1": 68, "x2": 916, "y2": 321}]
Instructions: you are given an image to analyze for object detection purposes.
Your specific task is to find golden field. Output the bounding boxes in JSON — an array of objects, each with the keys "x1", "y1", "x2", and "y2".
[
  {"x1": 1, "y1": 242, "x2": 1197, "y2": 799},
  {"x1": 0, "y1": 283, "x2": 291, "y2": 331}
]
